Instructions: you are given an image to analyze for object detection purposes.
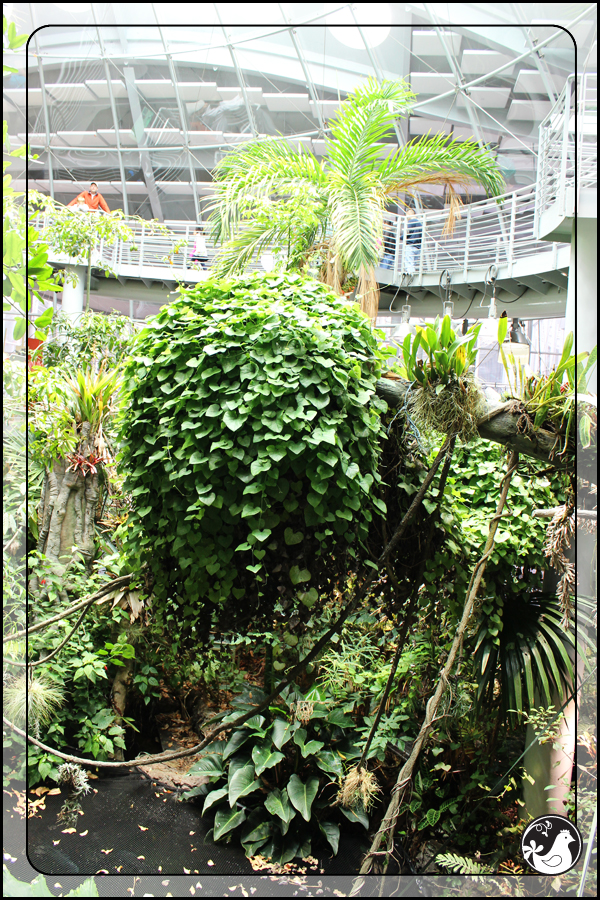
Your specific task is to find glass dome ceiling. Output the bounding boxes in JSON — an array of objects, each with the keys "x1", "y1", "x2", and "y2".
[{"x1": 4, "y1": 2, "x2": 595, "y2": 221}]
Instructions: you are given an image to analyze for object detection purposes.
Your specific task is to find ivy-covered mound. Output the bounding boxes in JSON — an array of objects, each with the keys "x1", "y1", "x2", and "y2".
[{"x1": 118, "y1": 273, "x2": 387, "y2": 642}]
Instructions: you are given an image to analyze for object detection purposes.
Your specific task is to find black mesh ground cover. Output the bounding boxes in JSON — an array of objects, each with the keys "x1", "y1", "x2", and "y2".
[{"x1": 26, "y1": 773, "x2": 370, "y2": 879}]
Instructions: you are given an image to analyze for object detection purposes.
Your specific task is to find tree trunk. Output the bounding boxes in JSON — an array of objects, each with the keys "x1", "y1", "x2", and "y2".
[
  {"x1": 36, "y1": 422, "x2": 101, "y2": 577},
  {"x1": 375, "y1": 378, "x2": 581, "y2": 472}
]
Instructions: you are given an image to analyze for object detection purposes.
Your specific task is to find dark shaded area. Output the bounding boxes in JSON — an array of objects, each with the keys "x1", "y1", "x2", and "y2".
[{"x1": 26, "y1": 773, "x2": 369, "y2": 879}]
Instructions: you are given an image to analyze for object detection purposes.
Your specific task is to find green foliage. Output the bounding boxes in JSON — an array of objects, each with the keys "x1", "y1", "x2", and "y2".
[
  {"x1": 474, "y1": 592, "x2": 574, "y2": 725},
  {"x1": 498, "y1": 325, "x2": 597, "y2": 456},
  {"x1": 42, "y1": 309, "x2": 134, "y2": 372},
  {"x1": 436, "y1": 851, "x2": 492, "y2": 875},
  {"x1": 208, "y1": 77, "x2": 503, "y2": 316},
  {"x1": 450, "y1": 439, "x2": 571, "y2": 722},
  {"x1": 118, "y1": 272, "x2": 388, "y2": 641},
  {"x1": 3, "y1": 869, "x2": 99, "y2": 898},
  {"x1": 4, "y1": 46, "x2": 60, "y2": 340},
  {"x1": 183, "y1": 685, "x2": 365, "y2": 864},
  {"x1": 400, "y1": 315, "x2": 481, "y2": 386}
]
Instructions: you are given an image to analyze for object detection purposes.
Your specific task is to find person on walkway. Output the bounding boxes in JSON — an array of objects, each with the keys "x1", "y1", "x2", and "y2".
[
  {"x1": 190, "y1": 224, "x2": 209, "y2": 269},
  {"x1": 403, "y1": 207, "x2": 422, "y2": 274},
  {"x1": 381, "y1": 215, "x2": 397, "y2": 270},
  {"x1": 67, "y1": 182, "x2": 111, "y2": 213}
]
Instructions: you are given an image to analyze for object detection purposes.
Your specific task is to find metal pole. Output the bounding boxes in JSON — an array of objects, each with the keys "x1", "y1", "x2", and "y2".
[
  {"x1": 214, "y1": 5, "x2": 258, "y2": 139},
  {"x1": 152, "y1": 9, "x2": 201, "y2": 223},
  {"x1": 278, "y1": 5, "x2": 326, "y2": 136},
  {"x1": 91, "y1": 10, "x2": 130, "y2": 216}
]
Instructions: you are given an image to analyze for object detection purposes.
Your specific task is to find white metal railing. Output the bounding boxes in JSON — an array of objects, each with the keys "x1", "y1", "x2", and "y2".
[
  {"x1": 535, "y1": 72, "x2": 597, "y2": 232},
  {"x1": 40, "y1": 181, "x2": 568, "y2": 285}
]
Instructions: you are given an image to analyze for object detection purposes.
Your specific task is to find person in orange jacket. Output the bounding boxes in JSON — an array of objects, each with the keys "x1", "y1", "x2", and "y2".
[{"x1": 67, "y1": 182, "x2": 111, "y2": 213}]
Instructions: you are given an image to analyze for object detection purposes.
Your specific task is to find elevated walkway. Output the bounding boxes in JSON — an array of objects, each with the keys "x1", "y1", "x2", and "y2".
[
  {"x1": 534, "y1": 73, "x2": 597, "y2": 241},
  {"x1": 41, "y1": 74, "x2": 595, "y2": 321}
]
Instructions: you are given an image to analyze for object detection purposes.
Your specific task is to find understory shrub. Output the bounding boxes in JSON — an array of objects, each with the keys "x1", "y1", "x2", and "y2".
[
  {"x1": 118, "y1": 272, "x2": 390, "y2": 644},
  {"x1": 183, "y1": 685, "x2": 371, "y2": 864}
]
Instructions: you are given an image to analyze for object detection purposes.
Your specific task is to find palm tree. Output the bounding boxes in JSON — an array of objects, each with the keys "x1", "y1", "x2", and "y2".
[{"x1": 207, "y1": 78, "x2": 505, "y2": 320}]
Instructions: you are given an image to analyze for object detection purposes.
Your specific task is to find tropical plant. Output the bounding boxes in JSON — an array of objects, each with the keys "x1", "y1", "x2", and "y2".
[
  {"x1": 28, "y1": 362, "x2": 123, "y2": 575},
  {"x1": 42, "y1": 309, "x2": 134, "y2": 372},
  {"x1": 473, "y1": 591, "x2": 574, "y2": 726},
  {"x1": 498, "y1": 320, "x2": 597, "y2": 457},
  {"x1": 400, "y1": 314, "x2": 482, "y2": 387},
  {"x1": 183, "y1": 684, "x2": 369, "y2": 864},
  {"x1": 208, "y1": 78, "x2": 504, "y2": 319},
  {"x1": 117, "y1": 272, "x2": 390, "y2": 646},
  {"x1": 398, "y1": 314, "x2": 484, "y2": 441}
]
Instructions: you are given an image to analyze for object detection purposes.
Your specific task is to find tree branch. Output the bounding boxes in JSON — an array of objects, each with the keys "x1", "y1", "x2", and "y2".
[{"x1": 375, "y1": 378, "x2": 573, "y2": 470}]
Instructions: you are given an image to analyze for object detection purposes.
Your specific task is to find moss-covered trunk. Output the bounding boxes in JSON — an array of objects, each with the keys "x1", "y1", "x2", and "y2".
[{"x1": 33, "y1": 422, "x2": 100, "y2": 592}]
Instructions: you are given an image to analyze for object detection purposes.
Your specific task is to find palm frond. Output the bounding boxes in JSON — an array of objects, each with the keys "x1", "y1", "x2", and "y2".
[
  {"x1": 380, "y1": 133, "x2": 505, "y2": 198},
  {"x1": 326, "y1": 78, "x2": 414, "y2": 179},
  {"x1": 208, "y1": 139, "x2": 327, "y2": 244},
  {"x1": 327, "y1": 171, "x2": 385, "y2": 272}
]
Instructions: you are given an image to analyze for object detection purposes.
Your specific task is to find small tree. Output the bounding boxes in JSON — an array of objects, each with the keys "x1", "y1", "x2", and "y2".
[{"x1": 31, "y1": 193, "x2": 179, "y2": 312}]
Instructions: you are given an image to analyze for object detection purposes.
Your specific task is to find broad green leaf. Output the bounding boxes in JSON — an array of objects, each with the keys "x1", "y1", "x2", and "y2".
[
  {"x1": 202, "y1": 786, "x2": 228, "y2": 815},
  {"x1": 222, "y1": 729, "x2": 252, "y2": 760},
  {"x1": 497, "y1": 316, "x2": 508, "y2": 346},
  {"x1": 228, "y1": 762, "x2": 259, "y2": 807},
  {"x1": 264, "y1": 787, "x2": 296, "y2": 831},
  {"x1": 252, "y1": 740, "x2": 285, "y2": 776},
  {"x1": 272, "y1": 717, "x2": 294, "y2": 750},
  {"x1": 188, "y1": 753, "x2": 224, "y2": 778},
  {"x1": 290, "y1": 566, "x2": 311, "y2": 585},
  {"x1": 213, "y1": 806, "x2": 247, "y2": 840},
  {"x1": 287, "y1": 774, "x2": 320, "y2": 822},
  {"x1": 318, "y1": 820, "x2": 340, "y2": 855},
  {"x1": 315, "y1": 750, "x2": 344, "y2": 777},
  {"x1": 339, "y1": 806, "x2": 369, "y2": 828},
  {"x1": 284, "y1": 527, "x2": 303, "y2": 545}
]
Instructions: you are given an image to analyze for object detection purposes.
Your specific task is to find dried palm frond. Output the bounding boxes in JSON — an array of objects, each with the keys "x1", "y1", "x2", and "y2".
[{"x1": 355, "y1": 264, "x2": 380, "y2": 322}]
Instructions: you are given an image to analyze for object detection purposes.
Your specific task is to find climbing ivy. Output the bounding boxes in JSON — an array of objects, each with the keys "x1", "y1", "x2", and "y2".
[{"x1": 118, "y1": 272, "x2": 389, "y2": 642}]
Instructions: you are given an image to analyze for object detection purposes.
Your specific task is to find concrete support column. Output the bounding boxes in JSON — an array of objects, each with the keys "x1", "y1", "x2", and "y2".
[
  {"x1": 60, "y1": 265, "x2": 86, "y2": 324},
  {"x1": 565, "y1": 217, "x2": 597, "y2": 392}
]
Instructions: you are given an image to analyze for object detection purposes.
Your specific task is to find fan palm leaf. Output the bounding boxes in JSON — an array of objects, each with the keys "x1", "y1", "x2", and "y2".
[{"x1": 474, "y1": 592, "x2": 574, "y2": 726}]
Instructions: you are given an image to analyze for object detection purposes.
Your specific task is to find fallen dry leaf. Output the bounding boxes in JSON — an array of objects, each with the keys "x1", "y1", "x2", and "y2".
[
  {"x1": 137, "y1": 856, "x2": 145, "y2": 860},
  {"x1": 95, "y1": 870, "x2": 109, "y2": 875},
  {"x1": 47, "y1": 788, "x2": 61, "y2": 796},
  {"x1": 138, "y1": 825, "x2": 148, "y2": 831},
  {"x1": 207, "y1": 860, "x2": 214, "y2": 867},
  {"x1": 79, "y1": 831, "x2": 88, "y2": 837},
  {"x1": 61, "y1": 828, "x2": 76, "y2": 834},
  {"x1": 32, "y1": 787, "x2": 49, "y2": 796},
  {"x1": 100, "y1": 848, "x2": 113, "y2": 855},
  {"x1": 52, "y1": 840, "x2": 60, "y2": 846},
  {"x1": 189, "y1": 831, "x2": 196, "y2": 835},
  {"x1": 183, "y1": 867, "x2": 190, "y2": 874}
]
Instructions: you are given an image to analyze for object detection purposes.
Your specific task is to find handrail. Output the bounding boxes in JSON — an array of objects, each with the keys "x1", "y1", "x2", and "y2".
[
  {"x1": 39, "y1": 70, "x2": 596, "y2": 284},
  {"x1": 39, "y1": 180, "x2": 568, "y2": 282},
  {"x1": 535, "y1": 72, "x2": 597, "y2": 235}
]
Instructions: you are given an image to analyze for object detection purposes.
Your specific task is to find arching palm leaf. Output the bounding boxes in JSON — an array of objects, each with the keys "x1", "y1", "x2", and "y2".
[{"x1": 208, "y1": 77, "x2": 504, "y2": 319}]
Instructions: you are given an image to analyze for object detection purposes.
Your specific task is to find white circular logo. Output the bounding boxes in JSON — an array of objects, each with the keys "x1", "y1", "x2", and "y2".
[{"x1": 521, "y1": 815, "x2": 583, "y2": 875}]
